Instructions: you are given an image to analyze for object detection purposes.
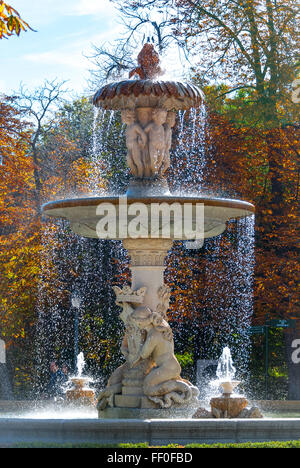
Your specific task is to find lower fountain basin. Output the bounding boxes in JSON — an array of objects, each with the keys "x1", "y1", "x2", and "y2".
[
  {"x1": 1, "y1": 416, "x2": 300, "y2": 447},
  {"x1": 42, "y1": 195, "x2": 255, "y2": 240},
  {"x1": 0, "y1": 401, "x2": 299, "y2": 446}
]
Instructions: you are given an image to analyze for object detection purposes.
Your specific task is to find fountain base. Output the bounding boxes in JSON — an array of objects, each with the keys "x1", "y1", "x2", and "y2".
[
  {"x1": 210, "y1": 395, "x2": 248, "y2": 419},
  {"x1": 126, "y1": 176, "x2": 170, "y2": 197},
  {"x1": 65, "y1": 378, "x2": 96, "y2": 407},
  {"x1": 3, "y1": 416, "x2": 298, "y2": 446},
  {"x1": 98, "y1": 406, "x2": 198, "y2": 419}
]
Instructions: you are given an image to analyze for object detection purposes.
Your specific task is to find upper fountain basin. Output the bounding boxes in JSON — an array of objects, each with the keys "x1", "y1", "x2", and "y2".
[
  {"x1": 42, "y1": 195, "x2": 255, "y2": 240},
  {"x1": 93, "y1": 79, "x2": 204, "y2": 111}
]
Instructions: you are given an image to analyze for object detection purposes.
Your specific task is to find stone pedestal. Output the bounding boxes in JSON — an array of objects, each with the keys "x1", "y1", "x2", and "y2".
[
  {"x1": 97, "y1": 237, "x2": 200, "y2": 417},
  {"x1": 126, "y1": 176, "x2": 170, "y2": 197},
  {"x1": 98, "y1": 406, "x2": 197, "y2": 419},
  {"x1": 123, "y1": 238, "x2": 173, "y2": 312},
  {"x1": 113, "y1": 359, "x2": 158, "y2": 410},
  {"x1": 65, "y1": 377, "x2": 95, "y2": 406},
  {"x1": 210, "y1": 395, "x2": 248, "y2": 418}
]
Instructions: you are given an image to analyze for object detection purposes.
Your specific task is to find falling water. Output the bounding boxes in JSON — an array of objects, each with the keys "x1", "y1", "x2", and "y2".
[
  {"x1": 168, "y1": 102, "x2": 208, "y2": 194},
  {"x1": 76, "y1": 352, "x2": 85, "y2": 377},
  {"x1": 201, "y1": 215, "x2": 255, "y2": 378},
  {"x1": 90, "y1": 107, "x2": 128, "y2": 194},
  {"x1": 165, "y1": 214, "x2": 255, "y2": 395},
  {"x1": 34, "y1": 96, "x2": 133, "y2": 396},
  {"x1": 0, "y1": 365, "x2": 13, "y2": 400},
  {"x1": 34, "y1": 212, "x2": 129, "y2": 396}
]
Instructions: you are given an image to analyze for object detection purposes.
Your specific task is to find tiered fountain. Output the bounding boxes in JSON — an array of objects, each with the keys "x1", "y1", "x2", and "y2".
[
  {"x1": 209, "y1": 347, "x2": 262, "y2": 418},
  {"x1": 42, "y1": 43, "x2": 255, "y2": 419},
  {"x1": 65, "y1": 353, "x2": 95, "y2": 407}
]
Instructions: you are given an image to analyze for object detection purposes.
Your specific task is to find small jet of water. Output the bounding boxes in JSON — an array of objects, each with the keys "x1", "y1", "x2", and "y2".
[
  {"x1": 76, "y1": 352, "x2": 85, "y2": 377},
  {"x1": 216, "y1": 346, "x2": 236, "y2": 382}
]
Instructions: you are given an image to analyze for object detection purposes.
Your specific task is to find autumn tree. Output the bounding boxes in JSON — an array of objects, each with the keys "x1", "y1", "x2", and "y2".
[
  {"x1": 0, "y1": 1, "x2": 33, "y2": 39},
  {"x1": 0, "y1": 96, "x2": 41, "y2": 394},
  {"x1": 14, "y1": 80, "x2": 71, "y2": 210},
  {"x1": 0, "y1": 91, "x2": 106, "y2": 395},
  {"x1": 174, "y1": 0, "x2": 299, "y2": 219},
  {"x1": 109, "y1": 0, "x2": 299, "y2": 195}
]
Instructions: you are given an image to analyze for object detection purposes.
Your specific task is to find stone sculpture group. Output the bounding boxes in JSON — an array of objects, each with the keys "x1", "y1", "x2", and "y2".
[
  {"x1": 97, "y1": 286, "x2": 199, "y2": 412},
  {"x1": 122, "y1": 108, "x2": 176, "y2": 178}
]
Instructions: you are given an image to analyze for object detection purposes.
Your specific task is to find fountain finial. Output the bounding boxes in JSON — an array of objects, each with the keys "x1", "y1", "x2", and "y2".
[{"x1": 129, "y1": 43, "x2": 163, "y2": 80}]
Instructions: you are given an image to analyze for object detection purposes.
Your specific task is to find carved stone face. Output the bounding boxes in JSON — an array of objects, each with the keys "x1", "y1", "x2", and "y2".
[
  {"x1": 136, "y1": 107, "x2": 152, "y2": 127},
  {"x1": 166, "y1": 111, "x2": 176, "y2": 127},
  {"x1": 152, "y1": 108, "x2": 167, "y2": 125},
  {"x1": 121, "y1": 109, "x2": 135, "y2": 125},
  {"x1": 131, "y1": 306, "x2": 153, "y2": 329}
]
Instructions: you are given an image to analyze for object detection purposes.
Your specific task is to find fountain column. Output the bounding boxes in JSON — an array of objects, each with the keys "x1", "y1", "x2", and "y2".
[
  {"x1": 123, "y1": 238, "x2": 172, "y2": 311},
  {"x1": 97, "y1": 236, "x2": 201, "y2": 418}
]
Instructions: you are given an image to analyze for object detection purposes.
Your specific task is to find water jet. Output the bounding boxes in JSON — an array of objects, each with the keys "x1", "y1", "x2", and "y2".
[
  {"x1": 209, "y1": 347, "x2": 263, "y2": 419},
  {"x1": 64, "y1": 353, "x2": 96, "y2": 407}
]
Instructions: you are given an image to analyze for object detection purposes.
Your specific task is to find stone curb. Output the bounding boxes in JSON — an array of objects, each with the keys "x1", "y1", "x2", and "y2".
[{"x1": 0, "y1": 418, "x2": 300, "y2": 445}]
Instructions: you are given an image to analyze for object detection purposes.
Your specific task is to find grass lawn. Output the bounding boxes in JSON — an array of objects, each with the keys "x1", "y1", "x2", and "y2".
[{"x1": 10, "y1": 440, "x2": 300, "y2": 448}]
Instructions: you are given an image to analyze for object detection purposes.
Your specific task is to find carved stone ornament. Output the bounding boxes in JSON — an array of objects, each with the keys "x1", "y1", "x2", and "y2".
[
  {"x1": 97, "y1": 284, "x2": 199, "y2": 412},
  {"x1": 92, "y1": 43, "x2": 204, "y2": 197},
  {"x1": 121, "y1": 107, "x2": 176, "y2": 179},
  {"x1": 123, "y1": 238, "x2": 173, "y2": 267},
  {"x1": 113, "y1": 285, "x2": 147, "y2": 304}
]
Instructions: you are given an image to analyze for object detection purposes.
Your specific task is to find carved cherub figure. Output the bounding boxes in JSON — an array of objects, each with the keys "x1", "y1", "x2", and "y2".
[
  {"x1": 130, "y1": 306, "x2": 199, "y2": 408},
  {"x1": 144, "y1": 108, "x2": 167, "y2": 175},
  {"x1": 121, "y1": 109, "x2": 147, "y2": 178},
  {"x1": 130, "y1": 307, "x2": 179, "y2": 383},
  {"x1": 161, "y1": 111, "x2": 176, "y2": 175},
  {"x1": 97, "y1": 289, "x2": 146, "y2": 411},
  {"x1": 113, "y1": 287, "x2": 147, "y2": 367}
]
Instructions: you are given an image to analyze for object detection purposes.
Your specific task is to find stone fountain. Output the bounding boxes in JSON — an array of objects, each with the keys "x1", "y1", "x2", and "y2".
[
  {"x1": 193, "y1": 347, "x2": 263, "y2": 419},
  {"x1": 210, "y1": 347, "x2": 249, "y2": 418},
  {"x1": 65, "y1": 353, "x2": 95, "y2": 407},
  {"x1": 42, "y1": 43, "x2": 255, "y2": 419}
]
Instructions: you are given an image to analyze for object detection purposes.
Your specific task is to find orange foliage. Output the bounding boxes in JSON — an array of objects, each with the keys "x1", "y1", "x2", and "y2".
[
  {"x1": 0, "y1": 1, "x2": 33, "y2": 39},
  {"x1": 0, "y1": 96, "x2": 105, "y2": 344},
  {"x1": 167, "y1": 102, "x2": 299, "y2": 332}
]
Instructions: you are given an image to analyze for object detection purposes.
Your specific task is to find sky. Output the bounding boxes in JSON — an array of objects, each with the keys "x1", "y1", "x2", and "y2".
[
  {"x1": 0, "y1": 0, "x2": 123, "y2": 97},
  {"x1": 0, "y1": 0, "x2": 190, "y2": 100}
]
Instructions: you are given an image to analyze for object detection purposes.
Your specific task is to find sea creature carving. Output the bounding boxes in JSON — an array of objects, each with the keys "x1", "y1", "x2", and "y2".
[{"x1": 129, "y1": 43, "x2": 163, "y2": 80}]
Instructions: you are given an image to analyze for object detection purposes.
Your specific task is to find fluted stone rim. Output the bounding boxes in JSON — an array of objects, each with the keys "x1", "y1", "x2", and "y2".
[{"x1": 93, "y1": 79, "x2": 204, "y2": 111}]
